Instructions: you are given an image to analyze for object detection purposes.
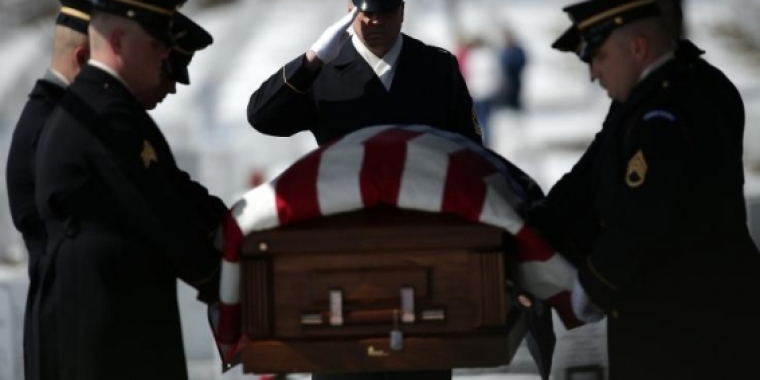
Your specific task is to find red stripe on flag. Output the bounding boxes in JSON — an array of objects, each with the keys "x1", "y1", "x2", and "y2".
[
  {"x1": 217, "y1": 302, "x2": 241, "y2": 345},
  {"x1": 360, "y1": 128, "x2": 425, "y2": 206},
  {"x1": 441, "y1": 149, "x2": 496, "y2": 221},
  {"x1": 274, "y1": 149, "x2": 323, "y2": 224},
  {"x1": 514, "y1": 227, "x2": 555, "y2": 262},
  {"x1": 222, "y1": 211, "x2": 243, "y2": 263},
  {"x1": 545, "y1": 291, "x2": 585, "y2": 329}
]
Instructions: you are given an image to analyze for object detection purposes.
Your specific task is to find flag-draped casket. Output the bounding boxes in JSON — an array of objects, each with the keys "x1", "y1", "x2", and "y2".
[{"x1": 211, "y1": 125, "x2": 581, "y2": 373}]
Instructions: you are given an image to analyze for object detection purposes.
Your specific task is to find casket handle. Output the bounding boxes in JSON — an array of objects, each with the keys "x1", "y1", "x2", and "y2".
[
  {"x1": 301, "y1": 287, "x2": 447, "y2": 327},
  {"x1": 329, "y1": 289, "x2": 343, "y2": 326}
]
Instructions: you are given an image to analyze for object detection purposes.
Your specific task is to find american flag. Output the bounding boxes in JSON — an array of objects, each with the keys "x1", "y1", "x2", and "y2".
[{"x1": 210, "y1": 125, "x2": 581, "y2": 369}]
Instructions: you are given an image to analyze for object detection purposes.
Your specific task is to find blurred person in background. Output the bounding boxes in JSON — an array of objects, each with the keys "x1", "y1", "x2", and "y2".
[
  {"x1": 247, "y1": 0, "x2": 482, "y2": 147},
  {"x1": 531, "y1": 0, "x2": 760, "y2": 379},
  {"x1": 462, "y1": 36, "x2": 503, "y2": 148},
  {"x1": 498, "y1": 29, "x2": 527, "y2": 111},
  {"x1": 4, "y1": 1, "x2": 91, "y2": 379},
  {"x1": 31, "y1": 0, "x2": 227, "y2": 379},
  {"x1": 453, "y1": 35, "x2": 473, "y2": 79}
]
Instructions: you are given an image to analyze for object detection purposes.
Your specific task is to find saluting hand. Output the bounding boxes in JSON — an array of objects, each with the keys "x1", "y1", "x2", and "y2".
[{"x1": 308, "y1": 7, "x2": 360, "y2": 65}]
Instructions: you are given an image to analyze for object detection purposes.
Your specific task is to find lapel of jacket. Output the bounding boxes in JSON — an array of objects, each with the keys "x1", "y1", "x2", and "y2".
[
  {"x1": 387, "y1": 34, "x2": 412, "y2": 97},
  {"x1": 332, "y1": 39, "x2": 392, "y2": 98}
]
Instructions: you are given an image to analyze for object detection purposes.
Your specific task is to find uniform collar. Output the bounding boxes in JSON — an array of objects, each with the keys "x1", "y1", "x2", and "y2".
[
  {"x1": 638, "y1": 51, "x2": 675, "y2": 83},
  {"x1": 43, "y1": 68, "x2": 71, "y2": 88},
  {"x1": 351, "y1": 33, "x2": 403, "y2": 77},
  {"x1": 88, "y1": 59, "x2": 131, "y2": 91}
]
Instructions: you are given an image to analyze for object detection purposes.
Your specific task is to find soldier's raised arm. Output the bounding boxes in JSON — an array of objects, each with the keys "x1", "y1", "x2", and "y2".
[{"x1": 246, "y1": 8, "x2": 359, "y2": 136}]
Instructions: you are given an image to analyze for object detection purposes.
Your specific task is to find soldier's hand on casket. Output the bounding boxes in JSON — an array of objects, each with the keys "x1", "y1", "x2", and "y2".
[
  {"x1": 309, "y1": 7, "x2": 359, "y2": 65},
  {"x1": 507, "y1": 280, "x2": 535, "y2": 310},
  {"x1": 571, "y1": 277, "x2": 605, "y2": 323}
]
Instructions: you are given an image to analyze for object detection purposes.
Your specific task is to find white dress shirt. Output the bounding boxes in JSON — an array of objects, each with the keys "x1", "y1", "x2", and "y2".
[{"x1": 352, "y1": 34, "x2": 404, "y2": 91}]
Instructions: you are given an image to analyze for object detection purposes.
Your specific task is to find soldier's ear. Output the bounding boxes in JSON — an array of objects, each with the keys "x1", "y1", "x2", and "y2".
[
  {"x1": 74, "y1": 45, "x2": 90, "y2": 69},
  {"x1": 109, "y1": 28, "x2": 124, "y2": 54},
  {"x1": 630, "y1": 35, "x2": 648, "y2": 62}
]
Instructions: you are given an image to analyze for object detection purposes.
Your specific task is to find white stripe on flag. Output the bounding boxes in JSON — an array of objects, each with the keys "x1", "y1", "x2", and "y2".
[
  {"x1": 334, "y1": 125, "x2": 394, "y2": 146},
  {"x1": 233, "y1": 182, "x2": 280, "y2": 235},
  {"x1": 397, "y1": 133, "x2": 464, "y2": 212},
  {"x1": 479, "y1": 173, "x2": 524, "y2": 234},
  {"x1": 518, "y1": 255, "x2": 577, "y2": 299},
  {"x1": 483, "y1": 171, "x2": 523, "y2": 210},
  {"x1": 220, "y1": 260, "x2": 241, "y2": 304},
  {"x1": 318, "y1": 143, "x2": 366, "y2": 216}
]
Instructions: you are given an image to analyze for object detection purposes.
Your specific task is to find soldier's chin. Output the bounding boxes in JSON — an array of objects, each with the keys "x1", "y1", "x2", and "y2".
[
  {"x1": 364, "y1": 33, "x2": 386, "y2": 41},
  {"x1": 145, "y1": 98, "x2": 160, "y2": 111}
]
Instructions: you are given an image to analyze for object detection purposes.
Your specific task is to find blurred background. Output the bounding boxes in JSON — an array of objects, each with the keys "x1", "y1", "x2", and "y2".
[{"x1": 2, "y1": 0, "x2": 760, "y2": 379}]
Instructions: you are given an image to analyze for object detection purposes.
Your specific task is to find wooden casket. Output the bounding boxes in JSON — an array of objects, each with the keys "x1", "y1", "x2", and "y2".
[{"x1": 239, "y1": 207, "x2": 528, "y2": 374}]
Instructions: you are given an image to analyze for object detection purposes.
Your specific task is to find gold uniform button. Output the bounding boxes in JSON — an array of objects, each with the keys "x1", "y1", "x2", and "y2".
[
  {"x1": 662, "y1": 81, "x2": 670, "y2": 89},
  {"x1": 611, "y1": 309, "x2": 620, "y2": 319}
]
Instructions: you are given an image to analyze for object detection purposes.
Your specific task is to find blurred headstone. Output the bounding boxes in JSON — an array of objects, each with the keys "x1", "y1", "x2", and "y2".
[
  {"x1": 0, "y1": 288, "x2": 15, "y2": 380},
  {"x1": 0, "y1": 270, "x2": 28, "y2": 380}
]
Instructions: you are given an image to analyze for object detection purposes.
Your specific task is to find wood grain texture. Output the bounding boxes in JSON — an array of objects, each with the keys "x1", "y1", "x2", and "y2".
[{"x1": 240, "y1": 207, "x2": 522, "y2": 372}]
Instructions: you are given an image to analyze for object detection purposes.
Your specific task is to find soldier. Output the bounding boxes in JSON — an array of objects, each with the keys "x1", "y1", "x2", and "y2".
[
  {"x1": 32, "y1": 1, "x2": 225, "y2": 379},
  {"x1": 534, "y1": 0, "x2": 760, "y2": 378},
  {"x1": 141, "y1": 11, "x2": 226, "y2": 233},
  {"x1": 247, "y1": 0, "x2": 482, "y2": 146},
  {"x1": 4, "y1": 1, "x2": 91, "y2": 379},
  {"x1": 146, "y1": 11, "x2": 213, "y2": 110}
]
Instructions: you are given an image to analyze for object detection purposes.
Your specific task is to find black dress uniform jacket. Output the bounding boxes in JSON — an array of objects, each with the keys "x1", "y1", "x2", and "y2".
[
  {"x1": 6, "y1": 74, "x2": 66, "y2": 380},
  {"x1": 247, "y1": 34, "x2": 482, "y2": 145},
  {"x1": 537, "y1": 41, "x2": 760, "y2": 379},
  {"x1": 33, "y1": 65, "x2": 225, "y2": 380},
  {"x1": 7, "y1": 76, "x2": 65, "y2": 273}
]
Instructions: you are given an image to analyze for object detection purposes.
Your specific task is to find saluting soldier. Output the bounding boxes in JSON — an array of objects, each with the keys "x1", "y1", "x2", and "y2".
[
  {"x1": 4, "y1": 1, "x2": 91, "y2": 379},
  {"x1": 247, "y1": 0, "x2": 482, "y2": 146},
  {"x1": 32, "y1": 1, "x2": 225, "y2": 379},
  {"x1": 533, "y1": 0, "x2": 760, "y2": 378}
]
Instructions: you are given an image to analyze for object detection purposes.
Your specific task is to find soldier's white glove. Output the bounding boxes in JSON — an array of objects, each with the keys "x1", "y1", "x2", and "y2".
[
  {"x1": 571, "y1": 277, "x2": 605, "y2": 323},
  {"x1": 309, "y1": 7, "x2": 360, "y2": 64}
]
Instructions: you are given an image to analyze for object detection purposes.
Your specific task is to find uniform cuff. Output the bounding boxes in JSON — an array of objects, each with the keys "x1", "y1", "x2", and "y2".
[
  {"x1": 578, "y1": 256, "x2": 617, "y2": 311},
  {"x1": 571, "y1": 276, "x2": 605, "y2": 322},
  {"x1": 282, "y1": 54, "x2": 320, "y2": 94}
]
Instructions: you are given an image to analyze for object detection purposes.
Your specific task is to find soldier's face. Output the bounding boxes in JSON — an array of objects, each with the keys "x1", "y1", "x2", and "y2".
[
  {"x1": 351, "y1": 4, "x2": 404, "y2": 56},
  {"x1": 144, "y1": 71, "x2": 177, "y2": 110},
  {"x1": 590, "y1": 32, "x2": 641, "y2": 102},
  {"x1": 121, "y1": 27, "x2": 170, "y2": 107}
]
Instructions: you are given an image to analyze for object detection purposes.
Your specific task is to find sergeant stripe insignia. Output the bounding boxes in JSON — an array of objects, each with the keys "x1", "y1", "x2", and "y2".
[
  {"x1": 141, "y1": 140, "x2": 158, "y2": 168},
  {"x1": 626, "y1": 150, "x2": 647, "y2": 188}
]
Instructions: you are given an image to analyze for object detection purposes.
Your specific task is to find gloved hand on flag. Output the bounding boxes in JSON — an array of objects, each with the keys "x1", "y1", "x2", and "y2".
[{"x1": 571, "y1": 277, "x2": 605, "y2": 323}]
